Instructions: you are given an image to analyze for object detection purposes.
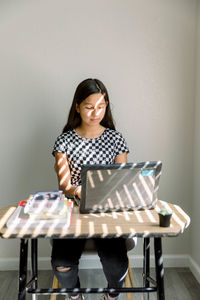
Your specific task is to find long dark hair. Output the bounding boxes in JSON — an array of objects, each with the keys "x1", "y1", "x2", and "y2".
[{"x1": 62, "y1": 78, "x2": 116, "y2": 133}]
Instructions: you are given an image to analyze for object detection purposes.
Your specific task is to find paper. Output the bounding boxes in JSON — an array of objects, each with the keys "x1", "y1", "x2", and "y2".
[{"x1": 6, "y1": 199, "x2": 73, "y2": 229}]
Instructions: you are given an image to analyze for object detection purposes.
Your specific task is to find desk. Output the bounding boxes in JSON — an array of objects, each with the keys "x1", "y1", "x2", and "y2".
[{"x1": 0, "y1": 200, "x2": 190, "y2": 300}]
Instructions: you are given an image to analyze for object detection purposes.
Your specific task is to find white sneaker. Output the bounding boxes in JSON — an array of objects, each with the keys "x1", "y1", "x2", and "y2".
[
  {"x1": 99, "y1": 294, "x2": 108, "y2": 300},
  {"x1": 65, "y1": 294, "x2": 85, "y2": 300},
  {"x1": 99, "y1": 294, "x2": 119, "y2": 300}
]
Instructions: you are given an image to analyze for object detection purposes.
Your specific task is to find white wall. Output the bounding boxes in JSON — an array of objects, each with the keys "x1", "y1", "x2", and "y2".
[
  {"x1": 191, "y1": 0, "x2": 200, "y2": 278},
  {"x1": 0, "y1": 0, "x2": 197, "y2": 268}
]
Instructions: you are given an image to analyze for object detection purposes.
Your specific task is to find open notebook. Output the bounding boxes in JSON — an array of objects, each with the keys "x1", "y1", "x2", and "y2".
[{"x1": 80, "y1": 161, "x2": 162, "y2": 213}]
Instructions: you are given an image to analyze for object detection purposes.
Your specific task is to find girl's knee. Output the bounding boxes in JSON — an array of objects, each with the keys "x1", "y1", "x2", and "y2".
[{"x1": 56, "y1": 266, "x2": 71, "y2": 272}]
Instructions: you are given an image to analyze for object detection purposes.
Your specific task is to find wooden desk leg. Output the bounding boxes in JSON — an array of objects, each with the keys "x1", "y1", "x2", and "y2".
[
  {"x1": 31, "y1": 239, "x2": 38, "y2": 300},
  {"x1": 154, "y1": 238, "x2": 165, "y2": 300},
  {"x1": 143, "y1": 237, "x2": 150, "y2": 300},
  {"x1": 18, "y1": 239, "x2": 28, "y2": 300}
]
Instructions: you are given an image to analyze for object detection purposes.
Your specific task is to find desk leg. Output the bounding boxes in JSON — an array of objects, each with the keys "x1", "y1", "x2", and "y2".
[
  {"x1": 143, "y1": 237, "x2": 150, "y2": 300},
  {"x1": 31, "y1": 239, "x2": 38, "y2": 300},
  {"x1": 154, "y1": 237, "x2": 165, "y2": 300},
  {"x1": 18, "y1": 239, "x2": 28, "y2": 300}
]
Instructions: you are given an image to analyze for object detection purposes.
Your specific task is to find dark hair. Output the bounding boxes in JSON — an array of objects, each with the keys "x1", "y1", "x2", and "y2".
[{"x1": 62, "y1": 78, "x2": 116, "y2": 133}]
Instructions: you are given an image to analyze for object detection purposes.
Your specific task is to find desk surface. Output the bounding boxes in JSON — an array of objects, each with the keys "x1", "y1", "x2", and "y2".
[{"x1": 0, "y1": 200, "x2": 190, "y2": 239}]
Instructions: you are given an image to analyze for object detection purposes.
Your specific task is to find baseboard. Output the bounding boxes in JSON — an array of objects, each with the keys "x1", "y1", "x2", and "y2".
[
  {"x1": 128, "y1": 254, "x2": 189, "y2": 268},
  {"x1": 2, "y1": 255, "x2": 199, "y2": 285},
  {"x1": 188, "y1": 255, "x2": 200, "y2": 284},
  {"x1": 0, "y1": 257, "x2": 19, "y2": 271},
  {"x1": 0, "y1": 254, "x2": 189, "y2": 271}
]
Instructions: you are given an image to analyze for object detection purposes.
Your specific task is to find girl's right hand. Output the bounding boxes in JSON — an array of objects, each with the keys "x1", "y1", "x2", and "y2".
[{"x1": 74, "y1": 185, "x2": 82, "y2": 199}]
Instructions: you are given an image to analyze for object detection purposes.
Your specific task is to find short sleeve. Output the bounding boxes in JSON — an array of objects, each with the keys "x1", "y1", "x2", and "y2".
[
  {"x1": 52, "y1": 134, "x2": 67, "y2": 156},
  {"x1": 114, "y1": 132, "x2": 130, "y2": 156}
]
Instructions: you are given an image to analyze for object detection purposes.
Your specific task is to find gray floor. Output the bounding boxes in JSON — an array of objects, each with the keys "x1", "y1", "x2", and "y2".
[{"x1": 0, "y1": 268, "x2": 200, "y2": 300}]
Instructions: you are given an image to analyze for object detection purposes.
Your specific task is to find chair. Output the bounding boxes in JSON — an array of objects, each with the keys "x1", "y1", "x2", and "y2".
[{"x1": 50, "y1": 238, "x2": 136, "y2": 300}]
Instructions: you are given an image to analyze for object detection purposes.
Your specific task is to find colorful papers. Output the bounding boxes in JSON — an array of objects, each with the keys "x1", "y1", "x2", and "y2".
[{"x1": 6, "y1": 198, "x2": 73, "y2": 229}]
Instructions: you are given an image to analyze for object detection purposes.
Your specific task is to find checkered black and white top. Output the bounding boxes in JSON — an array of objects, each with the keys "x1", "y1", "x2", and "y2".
[{"x1": 52, "y1": 128, "x2": 129, "y2": 185}]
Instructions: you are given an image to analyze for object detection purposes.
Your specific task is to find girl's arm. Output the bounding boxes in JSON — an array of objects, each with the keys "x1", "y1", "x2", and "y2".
[
  {"x1": 54, "y1": 151, "x2": 81, "y2": 198},
  {"x1": 114, "y1": 152, "x2": 127, "y2": 164}
]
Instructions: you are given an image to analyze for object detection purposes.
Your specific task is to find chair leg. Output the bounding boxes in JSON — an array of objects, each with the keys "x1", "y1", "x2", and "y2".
[
  {"x1": 124, "y1": 259, "x2": 135, "y2": 300},
  {"x1": 128, "y1": 262, "x2": 135, "y2": 287},
  {"x1": 125, "y1": 272, "x2": 133, "y2": 300},
  {"x1": 50, "y1": 275, "x2": 61, "y2": 300}
]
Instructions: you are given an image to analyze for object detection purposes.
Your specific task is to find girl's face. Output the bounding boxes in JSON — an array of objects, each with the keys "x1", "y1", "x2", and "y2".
[{"x1": 76, "y1": 93, "x2": 108, "y2": 127}]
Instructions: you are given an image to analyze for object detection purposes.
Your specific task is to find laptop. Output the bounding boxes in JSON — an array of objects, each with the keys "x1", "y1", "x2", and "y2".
[{"x1": 80, "y1": 161, "x2": 162, "y2": 213}]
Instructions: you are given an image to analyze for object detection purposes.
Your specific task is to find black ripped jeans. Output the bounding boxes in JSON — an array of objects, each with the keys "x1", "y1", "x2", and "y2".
[{"x1": 51, "y1": 238, "x2": 128, "y2": 297}]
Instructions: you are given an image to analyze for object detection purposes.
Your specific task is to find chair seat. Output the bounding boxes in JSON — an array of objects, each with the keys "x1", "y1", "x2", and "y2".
[
  {"x1": 83, "y1": 237, "x2": 137, "y2": 252},
  {"x1": 50, "y1": 237, "x2": 137, "y2": 252}
]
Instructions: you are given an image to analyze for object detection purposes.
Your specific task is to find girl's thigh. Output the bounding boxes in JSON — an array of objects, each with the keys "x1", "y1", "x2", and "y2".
[
  {"x1": 95, "y1": 238, "x2": 128, "y2": 261},
  {"x1": 51, "y1": 239, "x2": 86, "y2": 266}
]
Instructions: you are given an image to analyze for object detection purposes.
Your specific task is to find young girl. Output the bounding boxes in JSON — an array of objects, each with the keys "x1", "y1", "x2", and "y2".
[{"x1": 52, "y1": 78, "x2": 130, "y2": 300}]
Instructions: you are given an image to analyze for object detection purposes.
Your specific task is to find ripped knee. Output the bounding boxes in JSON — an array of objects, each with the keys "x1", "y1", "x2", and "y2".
[{"x1": 56, "y1": 266, "x2": 71, "y2": 272}]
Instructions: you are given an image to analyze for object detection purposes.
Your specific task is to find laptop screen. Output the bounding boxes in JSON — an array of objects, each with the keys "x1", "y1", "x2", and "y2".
[{"x1": 80, "y1": 161, "x2": 162, "y2": 213}]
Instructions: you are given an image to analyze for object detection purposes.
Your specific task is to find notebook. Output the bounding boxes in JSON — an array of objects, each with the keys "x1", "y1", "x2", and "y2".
[
  {"x1": 6, "y1": 193, "x2": 73, "y2": 229},
  {"x1": 80, "y1": 161, "x2": 162, "y2": 213}
]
